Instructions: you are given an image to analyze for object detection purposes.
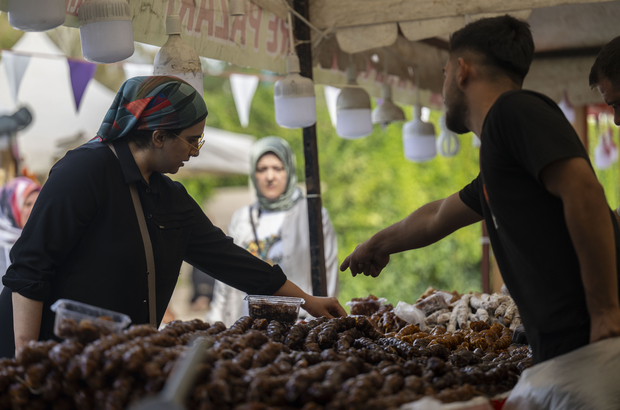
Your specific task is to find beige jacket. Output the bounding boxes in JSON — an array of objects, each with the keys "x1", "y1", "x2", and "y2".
[{"x1": 206, "y1": 199, "x2": 338, "y2": 326}]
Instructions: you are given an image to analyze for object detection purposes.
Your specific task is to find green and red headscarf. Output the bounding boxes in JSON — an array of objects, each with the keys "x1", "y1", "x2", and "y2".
[{"x1": 92, "y1": 76, "x2": 208, "y2": 142}]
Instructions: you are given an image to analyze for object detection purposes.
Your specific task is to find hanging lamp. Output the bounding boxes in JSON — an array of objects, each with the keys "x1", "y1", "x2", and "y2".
[
  {"x1": 336, "y1": 63, "x2": 372, "y2": 139},
  {"x1": 436, "y1": 114, "x2": 460, "y2": 157},
  {"x1": 274, "y1": 12, "x2": 316, "y2": 129},
  {"x1": 229, "y1": 0, "x2": 245, "y2": 16},
  {"x1": 371, "y1": 83, "x2": 405, "y2": 126},
  {"x1": 8, "y1": 0, "x2": 66, "y2": 32},
  {"x1": 78, "y1": 0, "x2": 134, "y2": 64},
  {"x1": 402, "y1": 104, "x2": 436, "y2": 162},
  {"x1": 472, "y1": 135, "x2": 481, "y2": 148},
  {"x1": 153, "y1": 14, "x2": 204, "y2": 96}
]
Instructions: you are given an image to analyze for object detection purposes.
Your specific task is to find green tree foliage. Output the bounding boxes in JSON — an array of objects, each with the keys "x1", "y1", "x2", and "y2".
[
  {"x1": 588, "y1": 117, "x2": 620, "y2": 208},
  {"x1": 194, "y1": 76, "x2": 484, "y2": 307}
]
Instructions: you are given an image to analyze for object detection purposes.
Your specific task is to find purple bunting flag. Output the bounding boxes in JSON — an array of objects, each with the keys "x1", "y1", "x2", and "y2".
[{"x1": 67, "y1": 59, "x2": 97, "y2": 112}]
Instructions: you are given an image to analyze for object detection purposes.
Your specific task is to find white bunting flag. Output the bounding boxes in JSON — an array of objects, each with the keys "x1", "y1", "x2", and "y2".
[
  {"x1": 2, "y1": 50, "x2": 31, "y2": 105},
  {"x1": 229, "y1": 73, "x2": 259, "y2": 128},
  {"x1": 323, "y1": 85, "x2": 340, "y2": 128}
]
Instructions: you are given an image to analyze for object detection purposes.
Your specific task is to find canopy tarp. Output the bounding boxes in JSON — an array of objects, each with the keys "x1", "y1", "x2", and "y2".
[{"x1": 58, "y1": 0, "x2": 620, "y2": 108}]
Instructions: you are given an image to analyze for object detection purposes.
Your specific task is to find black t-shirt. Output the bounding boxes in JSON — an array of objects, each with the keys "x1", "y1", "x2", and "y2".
[
  {"x1": 0, "y1": 139, "x2": 286, "y2": 358},
  {"x1": 459, "y1": 90, "x2": 620, "y2": 364}
]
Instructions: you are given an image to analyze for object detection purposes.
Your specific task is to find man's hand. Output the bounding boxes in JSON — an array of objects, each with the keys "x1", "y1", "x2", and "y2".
[
  {"x1": 340, "y1": 241, "x2": 390, "y2": 278},
  {"x1": 302, "y1": 295, "x2": 347, "y2": 319},
  {"x1": 590, "y1": 308, "x2": 620, "y2": 343}
]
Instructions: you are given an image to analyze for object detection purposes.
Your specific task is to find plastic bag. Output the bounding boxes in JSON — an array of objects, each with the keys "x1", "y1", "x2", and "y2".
[
  {"x1": 345, "y1": 297, "x2": 387, "y2": 316},
  {"x1": 414, "y1": 293, "x2": 449, "y2": 315},
  {"x1": 400, "y1": 396, "x2": 493, "y2": 410},
  {"x1": 394, "y1": 301, "x2": 426, "y2": 331},
  {"x1": 503, "y1": 337, "x2": 620, "y2": 410}
]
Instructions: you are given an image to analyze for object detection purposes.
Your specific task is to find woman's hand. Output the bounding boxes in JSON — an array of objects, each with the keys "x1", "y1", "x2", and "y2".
[
  {"x1": 274, "y1": 279, "x2": 347, "y2": 319},
  {"x1": 302, "y1": 295, "x2": 347, "y2": 319}
]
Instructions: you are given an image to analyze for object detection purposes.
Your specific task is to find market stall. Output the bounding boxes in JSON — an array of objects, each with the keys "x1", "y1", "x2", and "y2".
[
  {"x1": 0, "y1": 289, "x2": 534, "y2": 409},
  {"x1": 1, "y1": 1, "x2": 620, "y2": 408}
]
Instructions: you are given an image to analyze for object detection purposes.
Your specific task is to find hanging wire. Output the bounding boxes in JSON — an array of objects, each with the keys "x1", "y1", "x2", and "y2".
[{"x1": 287, "y1": 11, "x2": 295, "y2": 55}]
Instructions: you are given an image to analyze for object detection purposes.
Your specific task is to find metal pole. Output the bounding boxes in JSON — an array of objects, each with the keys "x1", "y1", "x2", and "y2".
[
  {"x1": 293, "y1": 0, "x2": 327, "y2": 296},
  {"x1": 481, "y1": 221, "x2": 490, "y2": 293}
]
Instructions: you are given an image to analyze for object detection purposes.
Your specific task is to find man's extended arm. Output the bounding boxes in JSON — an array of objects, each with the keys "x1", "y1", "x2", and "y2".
[
  {"x1": 541, "y1": 157, "x2": 620, "y2": 343},
  {"x1": 340, "y1": 192, "x2": 483, "y2": 277}
]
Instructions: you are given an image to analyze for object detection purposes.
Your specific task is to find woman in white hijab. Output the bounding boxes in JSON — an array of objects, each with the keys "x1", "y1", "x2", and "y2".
[{"x1": 207, "y1": 137, "x2": 338, "y2": 325}]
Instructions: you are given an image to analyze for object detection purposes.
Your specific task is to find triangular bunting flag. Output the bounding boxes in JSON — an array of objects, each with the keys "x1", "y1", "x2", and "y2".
[
  {"x1": 2, "y1": 50, "x2": 31, "y2": 105},
  {"x1": 229, "y1": 73, "x2": 259, "y2": 128},
  {"x1": 323, "y1": 85, "x2": 340, "y2": 129},
  {"x1": 67, "y1": 59, "x2": 97, "y2": 112}
]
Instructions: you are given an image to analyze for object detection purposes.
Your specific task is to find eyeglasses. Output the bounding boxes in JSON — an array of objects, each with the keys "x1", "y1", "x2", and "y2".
[{"x1": 170, "y1": 132, "x2": 205, "y2": 157}]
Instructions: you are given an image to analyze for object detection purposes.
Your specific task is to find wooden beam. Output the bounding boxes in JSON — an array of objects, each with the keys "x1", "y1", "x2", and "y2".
[
  {"x1": 309, "y1": 0, "x2": 614, "y2": 30},
  {"x1": 294, "y1": 0, "x2": 328, "y2": 297}
]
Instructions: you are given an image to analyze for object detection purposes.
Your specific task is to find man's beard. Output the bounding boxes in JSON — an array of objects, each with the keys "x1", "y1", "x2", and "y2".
[{"x1": 444, "y1": 83, "x2": 470, "y2": 135}]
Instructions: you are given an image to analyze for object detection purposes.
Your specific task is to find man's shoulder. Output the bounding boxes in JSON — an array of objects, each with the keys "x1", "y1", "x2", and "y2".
[{"x1": 493, "y1": 90, "x2": 558, "y2": 113}]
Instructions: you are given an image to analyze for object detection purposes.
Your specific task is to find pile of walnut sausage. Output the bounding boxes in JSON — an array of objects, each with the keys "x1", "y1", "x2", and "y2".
[{"x1": 0, "y1": 302, "x2": 532, "y2": 410}]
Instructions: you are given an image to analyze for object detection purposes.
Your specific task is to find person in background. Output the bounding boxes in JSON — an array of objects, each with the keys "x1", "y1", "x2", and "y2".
[
  {"x1": 0, "y1": 177, "x2": 41, "y2": 295},
  {"x1": 189, "y1": 265, "x2": 215, "y2": 311},
  {"x1": 0, "y1": 76, "x2": 345, "y2": 358},
  {"x1": 589, "y1": 35, "x2": 620, "y2": 225},
  {"x1": 207, "y1": 137, "x2": 338, "y2": 325},
  {"x1": 341, "y1": 16, "x2": 620, "y2": 365}
]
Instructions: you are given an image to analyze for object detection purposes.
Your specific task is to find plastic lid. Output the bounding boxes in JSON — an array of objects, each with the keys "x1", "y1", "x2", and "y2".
[
  {"x1": 244, "y1": 295, "x2": 305, "y2": 305},
  {"x1": 345, "y1": 297, "x2": 387, "y2": 306},
  {"x1": 78, "y1": 0, "x2": 131, "y2": 25}
]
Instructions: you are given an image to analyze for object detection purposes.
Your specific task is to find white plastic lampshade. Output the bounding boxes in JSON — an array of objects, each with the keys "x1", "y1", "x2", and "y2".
[
  {"x1": 8, "y1": 0, "x2": 66, "y2": 31},
  {"x1": 78, "y1": 0, "x2": 134, "y2": 64},
  {"x1": 371, "y1": 84, "x2": 405, "y2": 126},
  {"x1": 436, "y1": 115, "x2": 460, "y2": 157},
  {"x1": 154, "y1": 14, "x2": 204, "y2": 96},
  {"x1": 403, "y1": 105, "x2": 436, "y2": 162},
  {"x1": 336, "y1": 64, "x2": 372, "y2": 139},
  {"x1": 274, "y1": 54, "x2": 316, "y2": 128},
  {"x1": 337, "y1": 109, "x2": 372, "y2": 139}
]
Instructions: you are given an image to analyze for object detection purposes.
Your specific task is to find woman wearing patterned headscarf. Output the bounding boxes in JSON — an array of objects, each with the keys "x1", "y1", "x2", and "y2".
[
  {"x1": 0, "y1": 76, "x2": 345, "y2": 358},
  {"x1": 206, "y1": 137, "x2": 339, "y2": 326},
  {"x1": 0, "y1": 177, "x2": 41, "y2": 294}
]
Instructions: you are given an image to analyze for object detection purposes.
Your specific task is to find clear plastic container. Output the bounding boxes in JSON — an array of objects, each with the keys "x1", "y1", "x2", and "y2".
[
  {"x1": 346, "y1": 296, "x2": 387, "y2": 316},
  {"x1": 50, "y1": 299, "x2": 132, "y2": 342},
  {"x1": 244, "y1": 295, "x2": 304, "y2": 324}
]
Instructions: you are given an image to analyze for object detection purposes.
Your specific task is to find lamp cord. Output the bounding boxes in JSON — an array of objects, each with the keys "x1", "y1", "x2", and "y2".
[{"x1": 287, "y1": 11, "x2": 295, "y2": 55}]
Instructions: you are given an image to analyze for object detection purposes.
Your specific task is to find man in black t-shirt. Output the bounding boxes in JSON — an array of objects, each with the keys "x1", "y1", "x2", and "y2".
[
  {"x1": 340, "y1": 16, "x2": 620, "y2": 364},
  {"x1": 590, "y1": 36, "x2": 620, "y2": 127},
  {"x1": 590, "y1": 36, "x2": 620, "y2": 226}
]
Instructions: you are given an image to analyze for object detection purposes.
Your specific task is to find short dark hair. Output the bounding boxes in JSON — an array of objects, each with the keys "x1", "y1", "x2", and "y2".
[
  {"x1": 449, "y1": 15, "x2": 534, "y2": 85},
  {"x1": 589, "y1": 36, "x2": 620, "y2": 88},
  {"x1": 124, "y1": 128, "x2": 184, "y2": 149}
]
